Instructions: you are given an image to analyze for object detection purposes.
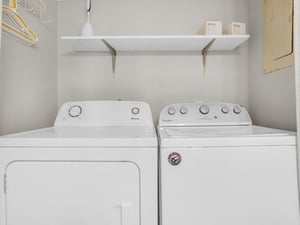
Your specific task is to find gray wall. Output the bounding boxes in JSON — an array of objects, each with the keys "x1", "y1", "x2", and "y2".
[
  {"x1": 58, "y1": 0, "x2": 249, "y2": 122},
  {"x1": 1, "y1": 0, "x2": 296, "y2": 134},
  {"x1": 0, "y1": 0, "x2": 2, "y2": 50},
  {"x1": 0, "y1": 0, "x2": 57, "y2": 135},
  {"x1": 248, "y1": 0, "x2": 296, "y2": 131}
]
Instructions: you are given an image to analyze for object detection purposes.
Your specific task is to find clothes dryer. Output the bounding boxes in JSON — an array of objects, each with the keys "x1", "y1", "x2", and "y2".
[
  {"x1": 0, "y1": 101, "x2": 157, "y2": 225},
  {"x1": 158, "y1": 102, "x2": 299, "y2": 225}
]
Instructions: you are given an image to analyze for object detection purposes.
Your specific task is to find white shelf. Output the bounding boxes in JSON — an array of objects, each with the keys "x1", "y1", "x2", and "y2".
[
  {"x1": 103, "y1": 36, "x2": 212, "y2": 52},
  {"x1": 61, "y1": 35, "x2": 250, "y2": 73},
  {"x1": 61, "y1": 36, "x2": 109, "y2": 52},
  {"x1": 208, "y1": 35, "x2": 250, "y2": 51},
  {"x1": 61, "y1": 35, "x2": 249, "y2": 52}
]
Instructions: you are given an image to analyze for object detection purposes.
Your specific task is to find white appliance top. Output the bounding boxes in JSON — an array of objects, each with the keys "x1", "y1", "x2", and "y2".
[
  {"x1": 158, "y1": 102, "x2": 295, "y2": 147},
  {"x1": 55, "y1": 101, "x2": 153, "y2": 127},
  {"x1": 0, "y1": 101, "x2": 157, "y2": 147}
]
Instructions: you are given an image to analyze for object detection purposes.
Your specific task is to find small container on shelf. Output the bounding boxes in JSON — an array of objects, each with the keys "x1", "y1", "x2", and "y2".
[
  {"x1": 226, "y1": 22, "x2": 247, "y2": 35},
  {"x1": 200, "y1": 20, "x2": 223, "y2": 35}
]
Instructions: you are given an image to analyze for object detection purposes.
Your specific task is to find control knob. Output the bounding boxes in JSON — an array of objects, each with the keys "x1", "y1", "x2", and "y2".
[
  {"x1": 199, "y1": 105, "x2": 209, "y2": 115},
  {"x1": 69, "y1": 105, "x2": 82, "y2": 118},
  {"x1": 180, "y1": 106, "x2": 188, "y2": 115},
  {"x1": 168, "y1": 107, "x2": 176, "y2": 115},
  {"x1": 221, "y1": 106, "x2": 229, "y2": 114},
  {"x1": 233, "y1": 106, "x2": 242, "y2": 114},
  {"x1": 131, "y1": 107, "x2": 140, "y2": 115}
]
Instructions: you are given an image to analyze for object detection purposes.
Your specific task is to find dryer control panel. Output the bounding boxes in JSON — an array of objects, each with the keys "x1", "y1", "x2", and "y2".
[
  {"x1": 159, "y1": 102, "x2": 252, "y2": 127},
  {"x1": 55, "y1": 101, "x2": 154, "y2": 127}
]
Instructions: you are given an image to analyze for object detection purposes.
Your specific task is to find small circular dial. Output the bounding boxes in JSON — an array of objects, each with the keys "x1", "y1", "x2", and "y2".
[
  {"x1": 131, "y1": 107, "x2": 140, "y2": 115},
  {"x1": 180, "y1": 106, "x2": 188, "y2": 115},
  {"x1": 69, "y1": 105, "x2": 82, "y2": 118},
  {"x1": 199, "y1": 105, "x2": 209, "y2": 115},
  {"x1": 233, "y1": 106, "x2": 242, "y2": 114},
  {"x1": 221, "y1": 106, "x2": 229, "y2": 114},
  {"x1": 168, "y1": 107, "x2": 176, "y2": 115}
]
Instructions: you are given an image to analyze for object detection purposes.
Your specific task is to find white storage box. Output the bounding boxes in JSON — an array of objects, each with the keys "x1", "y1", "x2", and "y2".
[
  {"x1": 227, "y1": 22, "x2": 247, "y2": 35},
  {"x1": 200, "y1": 20, "x2": 223, "y2": 35}
]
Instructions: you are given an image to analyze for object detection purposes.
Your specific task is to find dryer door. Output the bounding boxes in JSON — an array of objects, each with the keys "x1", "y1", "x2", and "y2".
[{"x1": 5, "y1": 161, "x2": 140, "y2": 225}]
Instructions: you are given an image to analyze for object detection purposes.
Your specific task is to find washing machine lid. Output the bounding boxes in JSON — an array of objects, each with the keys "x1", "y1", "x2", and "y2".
[
  {"x1": 0, "y1": 126, "x2": 157, "y2": 147},
  {"x1": 158, "y1": 125, "x2": 296, "y2": 147}
]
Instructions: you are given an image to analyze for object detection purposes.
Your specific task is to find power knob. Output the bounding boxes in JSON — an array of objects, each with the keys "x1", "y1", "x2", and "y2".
[
  {"x1": 69, "y1": 105, "x2": 82, "y2": 118},
  {"x1": 168, "y1": 107, "x2": 176, "y2": 115},
  {"x1": 199, "y1": 105, "x2": 209, "y2": 115},
  {"x1": 233, "y1": 106, "x2": 242, "y2": 114}
]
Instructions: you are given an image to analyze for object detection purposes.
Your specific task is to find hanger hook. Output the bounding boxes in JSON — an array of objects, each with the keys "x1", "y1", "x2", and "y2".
[{"x1": 87, "y1": 0, "x2": 91, "y2": 13}]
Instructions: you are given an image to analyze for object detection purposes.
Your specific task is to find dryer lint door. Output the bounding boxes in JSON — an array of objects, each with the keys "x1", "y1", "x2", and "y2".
[{"x1": 5, "y1": 161, "x2": 140, "y2": 225}]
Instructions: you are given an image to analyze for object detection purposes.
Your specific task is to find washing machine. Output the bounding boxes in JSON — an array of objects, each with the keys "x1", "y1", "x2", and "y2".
[
  {"x1": 0, "y1": 101, "x2": 158, "y2": 225},
  {"x1": 158, "y1": 102, "x2": 300, "y2": 225}
]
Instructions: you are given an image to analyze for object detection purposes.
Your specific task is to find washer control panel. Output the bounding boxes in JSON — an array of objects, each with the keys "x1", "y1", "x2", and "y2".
[
  {"x1": 55, "y1": 101, "x2": 153, "y2": 127},
  {"x1": 159, "y1": 102, "x2": 252, "y2": 126}
]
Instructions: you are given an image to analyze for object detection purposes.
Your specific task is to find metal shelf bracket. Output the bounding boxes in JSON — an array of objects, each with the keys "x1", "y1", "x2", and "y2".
[
  {"x1": 102, "y1": 39, "x2": 117, "y2": 73},
  {"x1": 202, "y1": 38, "x2": 216, "y2": 75}
]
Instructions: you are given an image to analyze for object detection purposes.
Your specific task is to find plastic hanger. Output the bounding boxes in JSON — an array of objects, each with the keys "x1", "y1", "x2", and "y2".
[{"x1": 2, "y1": 0, "x2": 38, "y2": 45}]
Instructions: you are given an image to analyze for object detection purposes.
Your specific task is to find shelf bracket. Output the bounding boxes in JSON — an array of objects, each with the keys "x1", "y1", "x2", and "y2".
[
  {"x1": 202, "y1": 38, "x2": 216, "y2": 75},
  {"x1": 102, "y1": 39, "x2": 117, "y2": 73}
]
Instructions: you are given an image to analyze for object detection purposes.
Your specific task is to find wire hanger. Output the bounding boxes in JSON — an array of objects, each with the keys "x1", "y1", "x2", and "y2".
[
  {"x1": 2, "y1": 0, "x2": 38, "y2": 46},
  {"x1": 17, "y1": 0, "x2": 49, "y2": 22}
]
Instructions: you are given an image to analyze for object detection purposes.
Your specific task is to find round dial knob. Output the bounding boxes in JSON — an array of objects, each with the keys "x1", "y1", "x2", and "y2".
[
  {"x1": 199, "y1": 105, "x2": 209, "y2": 115},
  {"x1": 168, "y1": 107, "x2": 176, "y2": 115},
  {"x1": 233, "y1": 106, "x2": 242, "y2": 114},
  {"x1": 221, "y1": 106, "x2": 229, "y2": 114},
  {"x1": 69, "y1": 105, "x2": 82, "y2": 118},
  {"x1": 180, "y1": 106, "x2": 188, "y2": 115},
  {"x1": 131, "y1": 107, "x2": 140, "y2": 115}
]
